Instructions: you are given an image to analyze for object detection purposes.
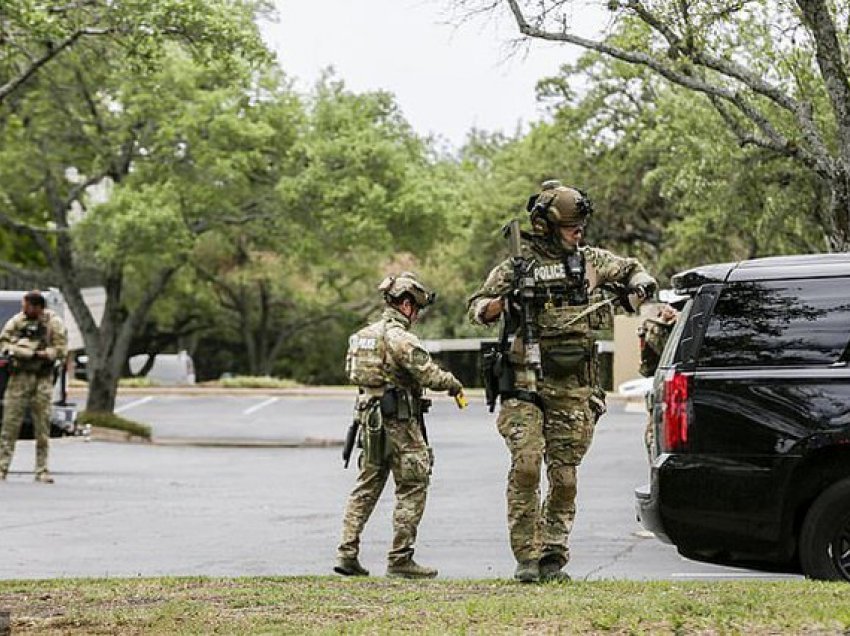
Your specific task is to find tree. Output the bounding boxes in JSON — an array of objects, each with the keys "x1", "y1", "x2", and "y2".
[
  {"x1": 455, "y1": 0, "x2": 850, "y2": 251},
  {"x1": 0, "y1": 0, "x2": 270, "y2": 106},
  {"x1": 193, "y1": 76, "x2": 458, "y2": 377},
  {"x1": 0, "y1": 15, "x2": 270, "y2": 411},
  {"x1": 535, "y1": 54, "x2": 824, "y2": 273}
]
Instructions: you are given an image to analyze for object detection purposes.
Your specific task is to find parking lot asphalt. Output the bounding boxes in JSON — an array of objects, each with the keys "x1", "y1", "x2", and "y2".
[{"x1": 0, "y1": 393, "x2": 802, "y2": 581}]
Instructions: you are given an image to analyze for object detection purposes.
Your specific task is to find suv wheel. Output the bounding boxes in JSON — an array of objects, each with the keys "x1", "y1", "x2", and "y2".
[{"x1": 799, "y1": 478, "x2": 850, "y2": 581}]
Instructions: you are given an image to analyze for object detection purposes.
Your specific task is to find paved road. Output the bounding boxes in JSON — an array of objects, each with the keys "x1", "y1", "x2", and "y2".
[{"x1": 0, "y1": 393, "x2": 801, "y2": 581}]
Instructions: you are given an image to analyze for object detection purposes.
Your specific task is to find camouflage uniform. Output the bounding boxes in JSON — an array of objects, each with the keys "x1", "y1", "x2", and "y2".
[
  {"x1": 638, "y1": 312, "x2": 676, "y2": 454},
  {"x1": 469, "y1": 234, "x2": 655, "y2": 571},
  {"x1": 338, "y1": 304, "x2": 462, "y2": 570},
  {"x1": 0, "y1": 309, "x2": 68, "y2": 478}
]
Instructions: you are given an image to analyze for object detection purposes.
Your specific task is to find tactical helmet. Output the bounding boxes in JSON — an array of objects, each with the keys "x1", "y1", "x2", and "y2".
[
  {"x1": 526, "y1": 180, "x2": 593, "y2": 232},
  {"x1": 378, "y1": 272, "x2": 436, "y2": 308}
]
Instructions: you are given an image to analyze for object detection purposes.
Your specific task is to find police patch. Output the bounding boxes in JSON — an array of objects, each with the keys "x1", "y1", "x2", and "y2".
[
  {"x1": 349, "y1": 335, "x2": 377, "y2": 351},
  {"x1": 534, "y1": 263, "x2": 567, "y2": 282}
]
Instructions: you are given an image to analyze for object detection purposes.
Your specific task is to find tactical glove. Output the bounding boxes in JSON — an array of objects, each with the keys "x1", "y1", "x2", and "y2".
[
  {"x1": 631, "y1": 282, "x2": 657, "y2": 300},
  {"x1": 448, "y1": 380, "x2": 464, "y2": 397}
]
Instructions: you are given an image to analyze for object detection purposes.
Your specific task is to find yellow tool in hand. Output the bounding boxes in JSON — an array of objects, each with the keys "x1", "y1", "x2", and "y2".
[{"x1": 454, "y1": 390, "x2": 468, "y2": 410}]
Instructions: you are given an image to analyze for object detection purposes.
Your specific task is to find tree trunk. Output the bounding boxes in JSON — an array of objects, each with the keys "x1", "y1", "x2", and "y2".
[
  {"x1": 86, "y1": 361, "x2": 120, "y2": 412},
  {"x1": 827, "y1": 171, "x2": 850, "y2": 251}
]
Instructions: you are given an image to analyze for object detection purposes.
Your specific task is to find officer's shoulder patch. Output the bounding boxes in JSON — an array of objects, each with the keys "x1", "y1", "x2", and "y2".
[{"x1": 410, "y1": 347, "x2": 430, "y2": 366}]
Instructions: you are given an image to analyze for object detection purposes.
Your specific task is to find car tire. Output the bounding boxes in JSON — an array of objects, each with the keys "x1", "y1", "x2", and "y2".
[{"x1": 799, "y1": 477, "x2": 850, "y2": 581}]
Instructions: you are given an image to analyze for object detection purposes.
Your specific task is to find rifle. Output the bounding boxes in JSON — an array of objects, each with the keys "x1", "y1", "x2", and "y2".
[
  {"x1": 506, "y1": 219, "x2": 543, "y2": 393},
  {"x1": 481, "y1": 220, "x2": 543, "y2": 413}
]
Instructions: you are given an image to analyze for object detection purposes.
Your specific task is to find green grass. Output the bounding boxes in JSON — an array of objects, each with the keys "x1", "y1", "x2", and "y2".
[
  {"x1": 76, "y1": 410, "x2": 152, "y2": 440},
  {"x1": 118, "y1": 377, "x2": 159, "y2": 388},
  {"x1": 210, "y1": 375, "x2": 301, "y2": 389},
  {"x1": 0, "y1": 577, "x2": 847, "y2": 634}
]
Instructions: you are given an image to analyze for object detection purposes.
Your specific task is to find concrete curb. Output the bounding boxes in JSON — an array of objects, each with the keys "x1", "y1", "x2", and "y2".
[{"x1": 150, "y1": 437, "x2": 342, "y2": 448}]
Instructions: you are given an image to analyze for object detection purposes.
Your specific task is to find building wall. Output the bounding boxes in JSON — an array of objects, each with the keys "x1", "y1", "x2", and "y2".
[{"x1": 612, "y1": 314, "x2": 643, "y2": 390}]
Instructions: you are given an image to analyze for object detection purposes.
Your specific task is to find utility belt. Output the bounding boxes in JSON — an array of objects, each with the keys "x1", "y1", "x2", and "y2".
[
  {"x1": 354, "y1": 386, "x2": 431, "y2": 467},
  {"x1": 359, "y1": 386, "x2": 431, "y2": 421},
  {"x1": 481, "y1": 339, "x2": 597, "y2": 413},
  {"x1": 7, "y1": 355, "x2": 53, "y2": 377}
]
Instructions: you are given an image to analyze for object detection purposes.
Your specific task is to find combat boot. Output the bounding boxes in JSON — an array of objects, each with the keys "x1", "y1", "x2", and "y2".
[
  {"x1": 386, "y1": 559, "x2": 437, "y2": 579},
  {"x1": 514, "y1": 559, "x2": 540, "y2": 583},
  {"x1": 333, "y1": 557, "x2": 369, "y2": 577},
  {"x1": 34, "y1": 471, "x2": 54, "y2": 484},
  {"x1": 539, "y1": 557, "x2": 571, "y2": 583},
  {"x1": 0, "y1": 470, "x2": 6, "y2": 481}
]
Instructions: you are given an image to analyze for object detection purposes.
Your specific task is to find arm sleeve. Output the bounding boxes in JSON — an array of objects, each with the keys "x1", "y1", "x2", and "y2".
[
  {"x1": 388, "y1": 330, "x2": 461, "y2": 393},
  {"x1": 466, "y1": 257, "x2": 513, "y2": 326},
  {"x1": 586, "y1": 247, "x2": 656, "y2": 290}
]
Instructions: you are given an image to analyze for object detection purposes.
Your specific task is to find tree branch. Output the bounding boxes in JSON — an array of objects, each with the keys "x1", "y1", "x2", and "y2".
[
  {"x1": 504, "y1": 0, "x2": 833, "y2": 177},
  {"x1": 0, "y1": 27, "x2": 112, "y2": 104},
  {"x1": 625, "y1": 0, "x2": 829, "y2": 172},
  {"x1": 0, "y1": 260, "x2": 52, "y2": 284},
  {"x1": 0, "y1": 210, "x2": 67, "y2": 237},
  {"x1": 120, "y1": 264, "x2": 183, "y2": 347},
  {"x1": 796, "y1": 0, "x2": 850, "y2": 166}
]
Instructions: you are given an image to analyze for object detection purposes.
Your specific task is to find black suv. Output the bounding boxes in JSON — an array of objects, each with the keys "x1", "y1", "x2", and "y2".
[{"x1": 635, "y1": 253, "x2": 850, "y2": 581}]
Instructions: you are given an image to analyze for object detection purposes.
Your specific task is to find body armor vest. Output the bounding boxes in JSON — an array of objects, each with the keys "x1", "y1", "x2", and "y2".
[
  {"x1": 527, "y1": 247, "x2": 593, "y2": 340},
  {"x1": 530, "y1": 250, "x2": 588, "y2": 309},
  {"x1": 12, "y1": 319, "x2": 52, "y2": 374},
  {"x1": 345, "y1": 321, "x2": 388, "y2": 388}
]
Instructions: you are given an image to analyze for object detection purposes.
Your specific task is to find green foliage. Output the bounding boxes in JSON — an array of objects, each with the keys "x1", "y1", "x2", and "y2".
[
  {"x1": 0, "y1": 0, "x2": 271, "y2": 104},
  {"x1": 215, "y1": 376, "x2": 300, "y2": 389},
  {"x1": 77, "y1": 410, "x2": 151, "y2": 439},
  {"x1": 118, "y1": 377, "x2": 159, "y2": 388}
]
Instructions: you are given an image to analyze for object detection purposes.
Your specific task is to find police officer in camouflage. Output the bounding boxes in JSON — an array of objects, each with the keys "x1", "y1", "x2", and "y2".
[
  {"x1": 335, "y1": 272, "x2": 464, "y2": 579},
  {"x1": 0, "y1": 291, "x2": 68, "y2": 483},
  {"x1": 638, "y1": 303, "x2": 679, "y2": 455},
  {"x1": 468, "y1": 181, "x2": 656, "y2": 582}
]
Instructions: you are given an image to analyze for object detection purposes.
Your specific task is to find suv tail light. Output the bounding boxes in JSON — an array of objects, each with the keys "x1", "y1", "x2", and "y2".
[{"x1": 662, "y1": 369, "x2": 692, "y2": 452}]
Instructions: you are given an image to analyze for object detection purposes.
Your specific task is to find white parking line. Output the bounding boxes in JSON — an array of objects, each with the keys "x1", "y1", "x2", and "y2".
[
  {"x1": 243, "y1": 397, "x2": 279, "y2": 416},
  {"x1": 114, "y1": 396, "x2": 154, "y2": 414}
]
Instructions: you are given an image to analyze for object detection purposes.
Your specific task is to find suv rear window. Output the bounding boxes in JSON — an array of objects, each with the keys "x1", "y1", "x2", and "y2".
[{"x1": 698, "y1": 278, "x2": 850, "y2": 368}]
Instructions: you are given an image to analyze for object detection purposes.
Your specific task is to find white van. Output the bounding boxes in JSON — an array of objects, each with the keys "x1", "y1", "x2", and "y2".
[{"x1": 128, "y1": 350, "x2": 196, "y2": 386}]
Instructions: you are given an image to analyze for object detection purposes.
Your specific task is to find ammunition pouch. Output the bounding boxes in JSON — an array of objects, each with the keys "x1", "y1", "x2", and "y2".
[
  {"x1": 358, "y1": 399, "x2": 390, "y2": 467},
  {"x1": 541, "y1": 343, "x2": 589, "y2": 376}
]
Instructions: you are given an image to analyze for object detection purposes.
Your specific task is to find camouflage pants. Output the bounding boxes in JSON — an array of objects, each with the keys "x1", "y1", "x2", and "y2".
[
  {"x1": 337, "y1": 416, "x2": 433, "y2": 566},
  {"x1": 0, "y1": 372, "x2": 53, "y2": 476},
  {"x1": 497, "y1": 374, "x2": 605, "y2": 567}
]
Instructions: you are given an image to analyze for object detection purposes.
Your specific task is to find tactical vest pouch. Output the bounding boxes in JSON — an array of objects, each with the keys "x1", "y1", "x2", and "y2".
[
  {"x1": 537, "y1": 304, "x2": 592, "y2": 339},
  {"x1": 379, "y1": 388, "x2": 412, "y2": 421},
  {"x1": 542, "y1": 343, "x2": 589, "y2": 376},
  {"x1": 360, "y1": 400, "x2": 389, "y2": 466}
]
